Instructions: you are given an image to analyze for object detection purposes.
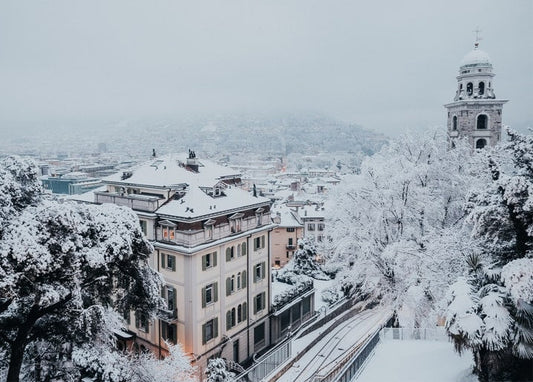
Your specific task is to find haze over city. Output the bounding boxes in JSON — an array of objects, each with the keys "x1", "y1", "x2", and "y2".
[{"x1": 0, "y1": 0, "x2": 531, "y2": 137}]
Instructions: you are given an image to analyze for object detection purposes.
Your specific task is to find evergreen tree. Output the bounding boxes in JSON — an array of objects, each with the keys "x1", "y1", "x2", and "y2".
[
  {"x1": 445, "y1": 130, "x2": 533, "y2": 381},
  {"x1": 205, "y1": 358, "x2": 235, "y2": 382}
]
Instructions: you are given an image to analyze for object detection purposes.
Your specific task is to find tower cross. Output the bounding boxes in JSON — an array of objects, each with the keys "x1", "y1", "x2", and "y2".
[{"x1": 473, "y1": 27, "x2": 482, "y2": 47}]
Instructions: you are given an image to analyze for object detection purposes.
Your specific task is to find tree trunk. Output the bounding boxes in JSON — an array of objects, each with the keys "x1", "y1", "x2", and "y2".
[
  {"x1": 6, "y1": 337, "x2": 27, "y2": 382},
  {"x1": 6, "y1": 318, "x2": 36, "y2": 382}
]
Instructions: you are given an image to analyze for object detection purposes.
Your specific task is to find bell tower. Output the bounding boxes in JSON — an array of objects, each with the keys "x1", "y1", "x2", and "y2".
[{"x1": 445, "y1": 34, "x2": 508, "y2": 149}]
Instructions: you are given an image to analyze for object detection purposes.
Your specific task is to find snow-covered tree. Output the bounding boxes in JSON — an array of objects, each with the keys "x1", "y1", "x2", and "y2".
[
  {"x1": 445, "y1": 130, "x2": 533, "y2": 381},
  {"x1": 323, "y1": 131, "x2": 486, "y2": 326},
  {"x1": 278, "y1": 237, "x2": 329, "y2": 281},
  {"x1": 205, "y1": 358, "x2": 235, "y2": 382},
  {"x1": 0, "y1": 157, "x2": 194, "y2": 382}
]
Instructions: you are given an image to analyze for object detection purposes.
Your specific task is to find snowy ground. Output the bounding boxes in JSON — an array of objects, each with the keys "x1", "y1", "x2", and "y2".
[{"x1": 357, "y1": 340, "x2": 475, "y2": 382}]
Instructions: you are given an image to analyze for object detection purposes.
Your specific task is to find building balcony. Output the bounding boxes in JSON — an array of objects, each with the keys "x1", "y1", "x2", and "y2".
[
  {"x1": 286, "y1": 244, "x2": 296, "y2": 250},
  {"x1": 95, "y1": 191, "x2": 164, "y2": 212},
  {"x1": 157, "y1": 216, "x2": 266, "y2": 248}
]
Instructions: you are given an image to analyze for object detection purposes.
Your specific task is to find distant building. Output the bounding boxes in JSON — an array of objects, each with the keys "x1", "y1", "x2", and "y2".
[
  {"x1": 300, "y1": 205, "x2": 325, "y2": 244},
  {"x1": 41, "y1": 173, "x2": 102, "y2": 195},
  {"x1": 271, "y1": 207, "x2": 304, "y2": 268},
  {"x1": 445, "y1": 40, "x2": 508, "y2": 149}
]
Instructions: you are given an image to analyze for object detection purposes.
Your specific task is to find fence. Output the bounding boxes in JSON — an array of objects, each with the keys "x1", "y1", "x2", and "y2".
[
  {"x1": 312, "y1": 328, "x2": 381, "y2": 382},
  {"x1": 235, "y1": 339, "x2": 292, "y2": 382},
  {"x1": 381, "y1": 327, "x2": 447, "y2": 341}
]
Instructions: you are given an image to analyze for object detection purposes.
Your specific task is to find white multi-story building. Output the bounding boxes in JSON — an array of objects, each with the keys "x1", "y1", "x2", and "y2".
[{"x1": 85, "y1": 152, "x2": 274, "y2": 372}]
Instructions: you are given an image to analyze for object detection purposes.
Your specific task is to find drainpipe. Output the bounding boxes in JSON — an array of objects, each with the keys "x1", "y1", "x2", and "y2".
[
  {"x1": 157, "y1": 248, "x2": 161, "y2": 359},
  {"x1": 246, "y1": 234, "x2": 251, "y2": 359}
]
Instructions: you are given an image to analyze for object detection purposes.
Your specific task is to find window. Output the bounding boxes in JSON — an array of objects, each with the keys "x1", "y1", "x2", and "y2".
[
  {"x1": 254, "y1": 236, "x2": 265, "y2": 251},
  {"x1": 227, "y1": 270, "x2": 247, "y2": 296},
  {"x1": 135, "y1": 311, "x2": 149, "y2": 333},
  {"x1": 479, "y1": 81, "x2": 485, "y2": 95},
  {"x1": 302, "y1": 296, "x2": 311, "y2": 316},
  {"x1": 288, "y1": 238, "x2": 293, "y2": 246},
  {"x1": 242, "y1": 242, "x2": 247, "y2": 256},
  {"x1": 286, "y1": 227, "x2": 295, "y2": 232},
  {"x1": 307, "y1": 223, "x2": 315, "y2": 231},
  {"x1": 123, "y1": 309, "x2": 131, "y2": 325},
  {"x1": 254, "y1": 323, "x2": 265, "y2": 348},
  {"x1": 162, "y1": 226, "x2": 175, "y2": 241},
  {"x1": 237, "y1": 244, "x2": 241, "y2": 257},
  {"x1": 477, "y1": 114, "x2": 488, "y2": 130},
  {"x1": 161, "y1": 253, "x2": 176, "y2": 272},
  {"x1": 476, "y1": 139, "x2": 487, "y2": 149},
  {"x1": 202, "y1": 252, "x2": 217, "y2": 270},
  {"x1": 163, "y1": 286, "x2": 177, "y2": 318},
  {"x1": 254, "y1": 292, "x2": 266, "y2": 314},
  {"x1": 467, "y1": 82, "x2": 473, "y2": 96},
  {"x1": 318, "y1": 223, "x2": 325, "y2": 231},
  {"x1": 226, "y1": 246, "x2": 235, "y2": 262},
  {"x1": 237, "y1": 302, "x2": 247, "y2": 323},
  {"x1": 202, "y1": 282, "x2": 218, "y2": 307},
  {"x1": 161, "y1": 322, "x2": 177, "y2": 344},
  {"x1": 202, "y1": 318, "x2": 218, "y2": 344},
  {"x1": 256, "y1": 213, "x2": 262, "y2": 226},
  {"x1": 452, "y1": 116, "x2": 458, "y2": 131},
  {"x1": 139, "y1": 220, "x2": 147, "y2": 235},
  {"x1": 254, "y1": 262, "x2": 266, "y2": 283},
  {"x1": 275, "y1": 260, "x2": 281, "y2": 267},
  {"x1": 230, "y1": 218, "x2": 242, "y2": 233}
]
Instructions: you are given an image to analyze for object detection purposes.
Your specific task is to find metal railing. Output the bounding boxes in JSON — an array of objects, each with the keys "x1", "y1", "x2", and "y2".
[
  {"x1": 235, "y1": 339, "x2": 292, "y2": 382},
  {"x1": 314, "y1": 329, "x2": 381, "y2": 382},
  {"x1": 381, "y1": 327, "x2": 447, "y2": 341}
]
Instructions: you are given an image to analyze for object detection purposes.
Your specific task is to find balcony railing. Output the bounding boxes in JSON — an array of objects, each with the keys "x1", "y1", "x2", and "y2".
[
  {"x1": 286, "y1": 244, "x2": 296, "y2": 250},
  {"x1": 157, "y1": 216, "x2": 268, "y2": 248},
  {"x1": 95, "y1": 191, "x2": 163, "y2": 212}
]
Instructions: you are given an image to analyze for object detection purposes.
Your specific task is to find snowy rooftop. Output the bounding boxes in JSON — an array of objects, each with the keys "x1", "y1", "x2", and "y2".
[
  {"x1": 461, "y1": 46, "x2": 491, "y2": 67},
  {"x1": 156, "y1": 184, "x2": 270, "y2": 219},
  {"x1": 103, "y1": 154, "x2": 241, "y2": 188},
  {"x1": 300, "y1": 205, "x2": 325, "y2": 219},
  {"x1": 272, "y1": 206, "x2": 302, "y2": 227}
]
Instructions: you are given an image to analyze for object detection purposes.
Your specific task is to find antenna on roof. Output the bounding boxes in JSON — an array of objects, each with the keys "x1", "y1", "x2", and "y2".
[{"x1": 152, "y1": 148, "x2": 156, "y2": 158}]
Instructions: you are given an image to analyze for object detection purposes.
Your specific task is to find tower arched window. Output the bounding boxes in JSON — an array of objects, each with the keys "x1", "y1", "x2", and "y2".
[
  {"x1": 476, "y1": 139, "x2": 487, "y2": 149},
  {"x1": 479, "y1": 82, "x2": 485, "y2": 95},
  {"x1": 477, "y1": 114, "x2": 488, "y2": 130},
  {"x1": 452, "y1": 116, "x2": 457, "y2": 131},
  {"x1": 467, "y1": 82, "x2": 473, "y2": 96}
]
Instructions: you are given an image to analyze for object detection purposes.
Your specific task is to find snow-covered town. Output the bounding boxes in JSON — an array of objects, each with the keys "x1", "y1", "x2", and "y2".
[{"x1": 1, "y1": 2, "x2": 532, "y2": 382}]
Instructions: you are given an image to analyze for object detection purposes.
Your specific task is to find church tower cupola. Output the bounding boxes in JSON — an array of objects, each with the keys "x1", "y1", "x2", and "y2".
[{"x1": 445, "y1": 35, "x2": 508, "y2": 149}]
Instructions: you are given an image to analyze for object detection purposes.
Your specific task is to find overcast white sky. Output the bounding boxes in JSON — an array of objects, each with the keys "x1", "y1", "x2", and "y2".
[{"x1": 0, "y1": 0, "x2": 531, "y2": 136}]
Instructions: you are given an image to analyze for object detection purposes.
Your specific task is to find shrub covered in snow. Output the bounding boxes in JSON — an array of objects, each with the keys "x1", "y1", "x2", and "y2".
[{"x1": 205, "y1": 358, "x2": 235, "y2": 382}]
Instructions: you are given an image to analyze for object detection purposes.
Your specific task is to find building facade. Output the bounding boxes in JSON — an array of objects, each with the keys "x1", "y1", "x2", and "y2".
[
  {"x1": 444, "y1": 41, "x2": 508, "y2": 149},
  {"x1": 271, "y1": 207, "x2": 304, "y2": 268},
  {"x1": 86, "y1": 153, "x2": 274, "y2": 373}
]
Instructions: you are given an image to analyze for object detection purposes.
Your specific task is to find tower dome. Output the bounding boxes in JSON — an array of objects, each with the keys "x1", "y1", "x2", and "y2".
[{"x1": 460, "y1": 45, "x2": 491, "y2": 67}]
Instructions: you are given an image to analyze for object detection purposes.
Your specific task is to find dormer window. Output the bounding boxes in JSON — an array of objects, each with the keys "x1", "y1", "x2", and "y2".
[
  {"x1": 229, "y1": 213, "x2": 244, "y2": 233},
  {"x1": 204, "y1": 219, "x2": 215, "y2": 240},
  {"x1": 255, "y1": 207, "x2": 265, "y2": 226},
  {"x1": 160, "y1": 220, "x2": 177, "y2": 242}
]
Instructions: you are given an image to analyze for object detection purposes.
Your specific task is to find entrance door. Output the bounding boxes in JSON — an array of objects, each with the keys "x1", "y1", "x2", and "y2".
[{"x1": 233, "y1": 339, "x2": 239, "y2": 363}]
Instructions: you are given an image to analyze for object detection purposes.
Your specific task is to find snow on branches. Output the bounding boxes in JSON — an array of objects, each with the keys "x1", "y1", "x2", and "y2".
[{"x1": 0, "y1": 156, "x2": 194, "y2": 382}]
